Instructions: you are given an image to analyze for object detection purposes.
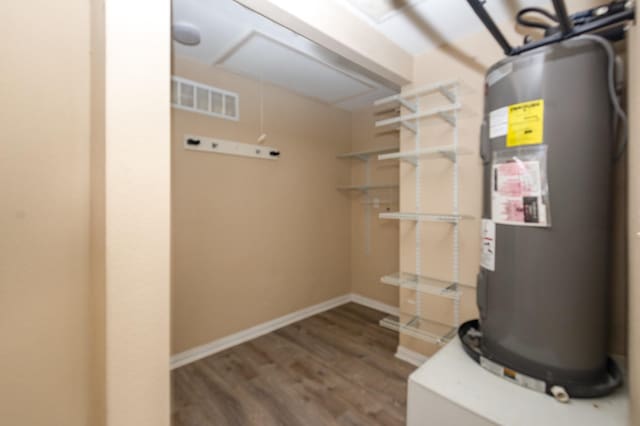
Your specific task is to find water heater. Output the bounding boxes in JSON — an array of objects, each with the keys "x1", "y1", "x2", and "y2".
[{"x1": 460, "y1": 37, "x2": 622, "y2": 400}]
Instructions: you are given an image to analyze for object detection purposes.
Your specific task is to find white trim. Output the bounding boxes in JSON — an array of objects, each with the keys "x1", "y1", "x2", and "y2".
[
  {"x1": 170, "y1": 293, "x2": 400, "y2": 369},
  {"x1": 350, "y1": 293, "x2": 399, "y2": 316},
  {"x1": 171, "y1": 294, "x2": 350, "y2": 369},
  {"x1": 395, "y1": 345, "x2": 429, "y2": 367}
]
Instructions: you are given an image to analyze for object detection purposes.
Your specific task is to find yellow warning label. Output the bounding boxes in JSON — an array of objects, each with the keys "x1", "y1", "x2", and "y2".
[{"x1": 506, "y1": 99, "x2": 544, "y2": 147}]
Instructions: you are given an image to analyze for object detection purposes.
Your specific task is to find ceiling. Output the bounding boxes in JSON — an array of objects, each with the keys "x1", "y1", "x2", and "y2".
[
  {"x1": 337, "y1": 0, "x2": 551, "y2": 55},
  {"x1": 172, "y1": 0, "x2": 398, "y2": 111},
  {"x1": 172, "y1": 0, "x2": 554, "y2": 110}
]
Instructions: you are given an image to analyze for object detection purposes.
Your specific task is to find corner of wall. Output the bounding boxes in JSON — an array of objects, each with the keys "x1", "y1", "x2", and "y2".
[{"x1": 89, "y1": 0, "x2": 106, "y2": 424}]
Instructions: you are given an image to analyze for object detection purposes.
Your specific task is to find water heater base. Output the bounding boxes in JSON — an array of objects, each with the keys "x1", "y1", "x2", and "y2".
[{"x1": 459, "y1": 320, "x2": 623, "y2": 401}]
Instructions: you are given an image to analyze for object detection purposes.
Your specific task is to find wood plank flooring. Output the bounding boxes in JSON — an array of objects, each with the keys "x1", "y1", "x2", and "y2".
[{"x1": 172, "y1": 303, "x2": 415, "y2": 426}]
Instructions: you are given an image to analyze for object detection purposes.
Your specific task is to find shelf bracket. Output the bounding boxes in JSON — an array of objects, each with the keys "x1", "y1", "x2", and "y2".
[
  {"x1": 398, "y1": 98, "x2": 418, "y2": 113},
  {"x1": 400, "y1": 120, "x2": 417, "y2": 133},
  {"x1": 438, "y1": 86, "x2": 456, "y2": 104},
  {"x1": 403, "y1": 157, "x2": 418, "y2": 166},
  {"x1": 375, "y1": 106, "x2": 400, "y2": 116},
  {"x1": 444, "y1": 282, "x2": 459, "y2": 295},
  {"x1": 406, "y1": 316, "x2": 420, "y2": 328},
  {"x1": 439, "y1": 149, "x2": 457, "y2": 163},
  {"x1": 438, "y1": 112, "x2": 456, "y2": 126}
]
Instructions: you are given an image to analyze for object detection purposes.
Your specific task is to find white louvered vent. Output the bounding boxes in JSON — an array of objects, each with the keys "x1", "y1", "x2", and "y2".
[{"x1": 171, "y1": 76, "x2": 239, "y2": 121}]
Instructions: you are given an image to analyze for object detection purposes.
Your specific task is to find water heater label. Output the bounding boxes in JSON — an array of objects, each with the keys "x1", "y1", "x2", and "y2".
[
  {"x1": 481, "y1": 219, "x2": 495, "y2": 271},
  {"x1": 489, "y1": 99, "x2": 545, "y2": 147},
  {"x1": 506, "y1": 99, "x2": 544, "y2": 147},
  {"x1": 489, "y1": 107, "x2": 508, "y2": 138},
  {"x1": 492, "y1": 159, "x2": 548, "y2": 227},
  {"x1": 480, "y1": 357, "x2": 546, "y2": 393}
]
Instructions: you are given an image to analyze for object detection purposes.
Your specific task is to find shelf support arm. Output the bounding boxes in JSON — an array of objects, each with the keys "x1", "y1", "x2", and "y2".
[{"x1": 438, "y1": 112, "x2": 456, "y2": 126}]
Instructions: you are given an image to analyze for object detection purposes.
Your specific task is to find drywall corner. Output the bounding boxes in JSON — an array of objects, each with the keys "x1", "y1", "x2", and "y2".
[
  {"x1": 349, "y1": 106, "x2": 400, "y2": 308},
  {"x1": 104, "y1": 0, "x2": 171, "y2": 424},
  {"x1": 90, "y1": 0, "x2": 106, "y2": 424}
]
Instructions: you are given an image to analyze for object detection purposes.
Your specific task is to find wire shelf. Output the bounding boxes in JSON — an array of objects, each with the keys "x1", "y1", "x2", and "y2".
[
  {"x1": 378, "y1": 144, "x2": 472, "y2": 164},
  {"x1": 337, "y1": 184, "x2": 399, "y2": 192},
  {"x1": 374, "y1": 103, "x2": 461, "y2": 128},
  {"x1": 379, "y1": 314, "x2": 456, "y2": 346},
  {"x1": 373, "y1": 80, "x2": 458, "y2": 107},
  {"x1": 373, "y1": 79, "x2": 465, "y2": 342},
  {"x1": 380, "y1": 272, "x2": 469, "y2": 299},
  {"x1": 336, "y1": 146, "x2": 398, "y2": 161},
  {"x1": 379, "y1": 212, "x2": 472, "y2": 223}
]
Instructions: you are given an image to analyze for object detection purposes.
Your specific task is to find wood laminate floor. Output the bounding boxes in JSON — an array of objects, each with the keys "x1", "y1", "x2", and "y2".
[{"x1": 172, "y1": 303, "x2": 415, "y2": 426}]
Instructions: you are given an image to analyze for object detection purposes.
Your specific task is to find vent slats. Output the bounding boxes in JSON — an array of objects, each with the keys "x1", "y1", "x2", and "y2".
[{"x1": 171, "y1": 76, "x2": 239, "y2": 121}]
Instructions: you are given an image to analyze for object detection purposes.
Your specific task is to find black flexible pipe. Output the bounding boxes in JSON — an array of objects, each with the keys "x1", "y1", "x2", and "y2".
[
  {"x1": 511, "y1": 8, "x2": 634, "y2": 55},
  {"x1": 517, "y1": 7, "x2": 558, "y2": 30},
  {"x1": 468, "y1": 0, "x2": 634, "y2": 56},
  {"x1": 551, "y1": 0, "x2": 574, "y2": 34},
  {"x1": 466, "y1": 0, "x2": 513, "y2": 55}
]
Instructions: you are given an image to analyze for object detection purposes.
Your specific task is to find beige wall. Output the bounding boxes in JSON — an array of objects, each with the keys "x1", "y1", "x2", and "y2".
[
  {"x1": 171, "y1": 58, "x2": 352, "y2": 354},
  {"x1": 0, "y1": 1, "x2": 91, "y2": 425},
  {"x1": 349, "y1": 107, "x2": 399, "y2": 306}
]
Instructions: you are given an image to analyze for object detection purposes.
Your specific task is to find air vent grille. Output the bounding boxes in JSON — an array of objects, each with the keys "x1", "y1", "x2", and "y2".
[{"x1": 171, "y1": 76, "x2": 239, "y2": 121}]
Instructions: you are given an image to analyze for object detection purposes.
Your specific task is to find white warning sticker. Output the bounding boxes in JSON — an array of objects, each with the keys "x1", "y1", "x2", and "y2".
[
  {"x1": 480, "y1": 356, "x2": 504, "y2": 376},
  {"x1": 480, "y1": 219, "x2": 495, "y2": 271},
  {"x1": 480, "y1": 356, "x2": 546, "y2": 393},
  {"x1": 489, "y1": 106, "x2": 508, "y2": 139},
  {"x1": 515, "y1": 372, "x2": 546, "y2": 393},
  {"x1": 491, "y1": 160, "x2": 548, "y2": 227}
]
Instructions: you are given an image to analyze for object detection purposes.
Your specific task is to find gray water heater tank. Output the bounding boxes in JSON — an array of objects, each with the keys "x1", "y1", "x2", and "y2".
[{"x1": 470, "y1": 37, "x2": 621, "y2": 397}]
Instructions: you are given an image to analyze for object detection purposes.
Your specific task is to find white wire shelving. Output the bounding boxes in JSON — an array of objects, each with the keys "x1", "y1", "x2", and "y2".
[
  {"x1": 375, "y1": 121, "x2": 417, "y2": 134},
  {"x1": 379, "y1": 212, "x2": 471, "y2": 223},
  {"x1": 336, "y1": 183, "x2": 399, "y2": 192},
  {"x1": 374, "y1": 103, "x2": 461, "y2": 128},
  {"x1": 378, "y1": 144, "x2": 472, "y2": 164},
  {"x1": 374, "y1": 80, "x2": 461, "y2": 131},
  {"x1": 336, "y1": 146, "x2": 398, "y2": 161},
  {"x1": 336, "y1": 147, "x2": 399, "y2": 256},
  {"x1": 373, "y1": 97, "x2": 417, "y2": 113},
  {"x1": 374, "y1": 80, "x2": 471, "y2": 347},
  {"x1": 379, "y1": 314, "x2": 457, "y2": 346},
  {"x1": 380, "y1": 272, "x2": 470, "y2": 300},
  {"x1": 373, "y1": 79, "x2": 458, "y2": 107}
]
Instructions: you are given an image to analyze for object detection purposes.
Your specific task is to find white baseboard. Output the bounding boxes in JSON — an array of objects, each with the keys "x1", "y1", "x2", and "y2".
[
  {"x1": 170, "y1": 293, "x2": 400, "y2": 370},
  {"x1": 171, "y1": 294, "x2": 351, "y2": 369},
  {"x1": 395, "y1": 345, "x2": 429, "y2": 367},
  {"x1": 350, "y1": 293, "x2": 399, "y2": 316}
]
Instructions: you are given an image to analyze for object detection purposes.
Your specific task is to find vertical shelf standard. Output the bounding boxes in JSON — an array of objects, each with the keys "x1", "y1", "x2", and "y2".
[
  {"x1": 374, "y1": 80, "x2": 469, "y2": 346},
  {"x1": 336, "y1": 146, "x2": 399, "y2": 255}
]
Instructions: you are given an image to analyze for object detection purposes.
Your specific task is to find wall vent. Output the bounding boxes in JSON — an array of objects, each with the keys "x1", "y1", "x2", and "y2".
[{"x1": 171, "y1": 76, "x2": 239, "y2": 121}]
